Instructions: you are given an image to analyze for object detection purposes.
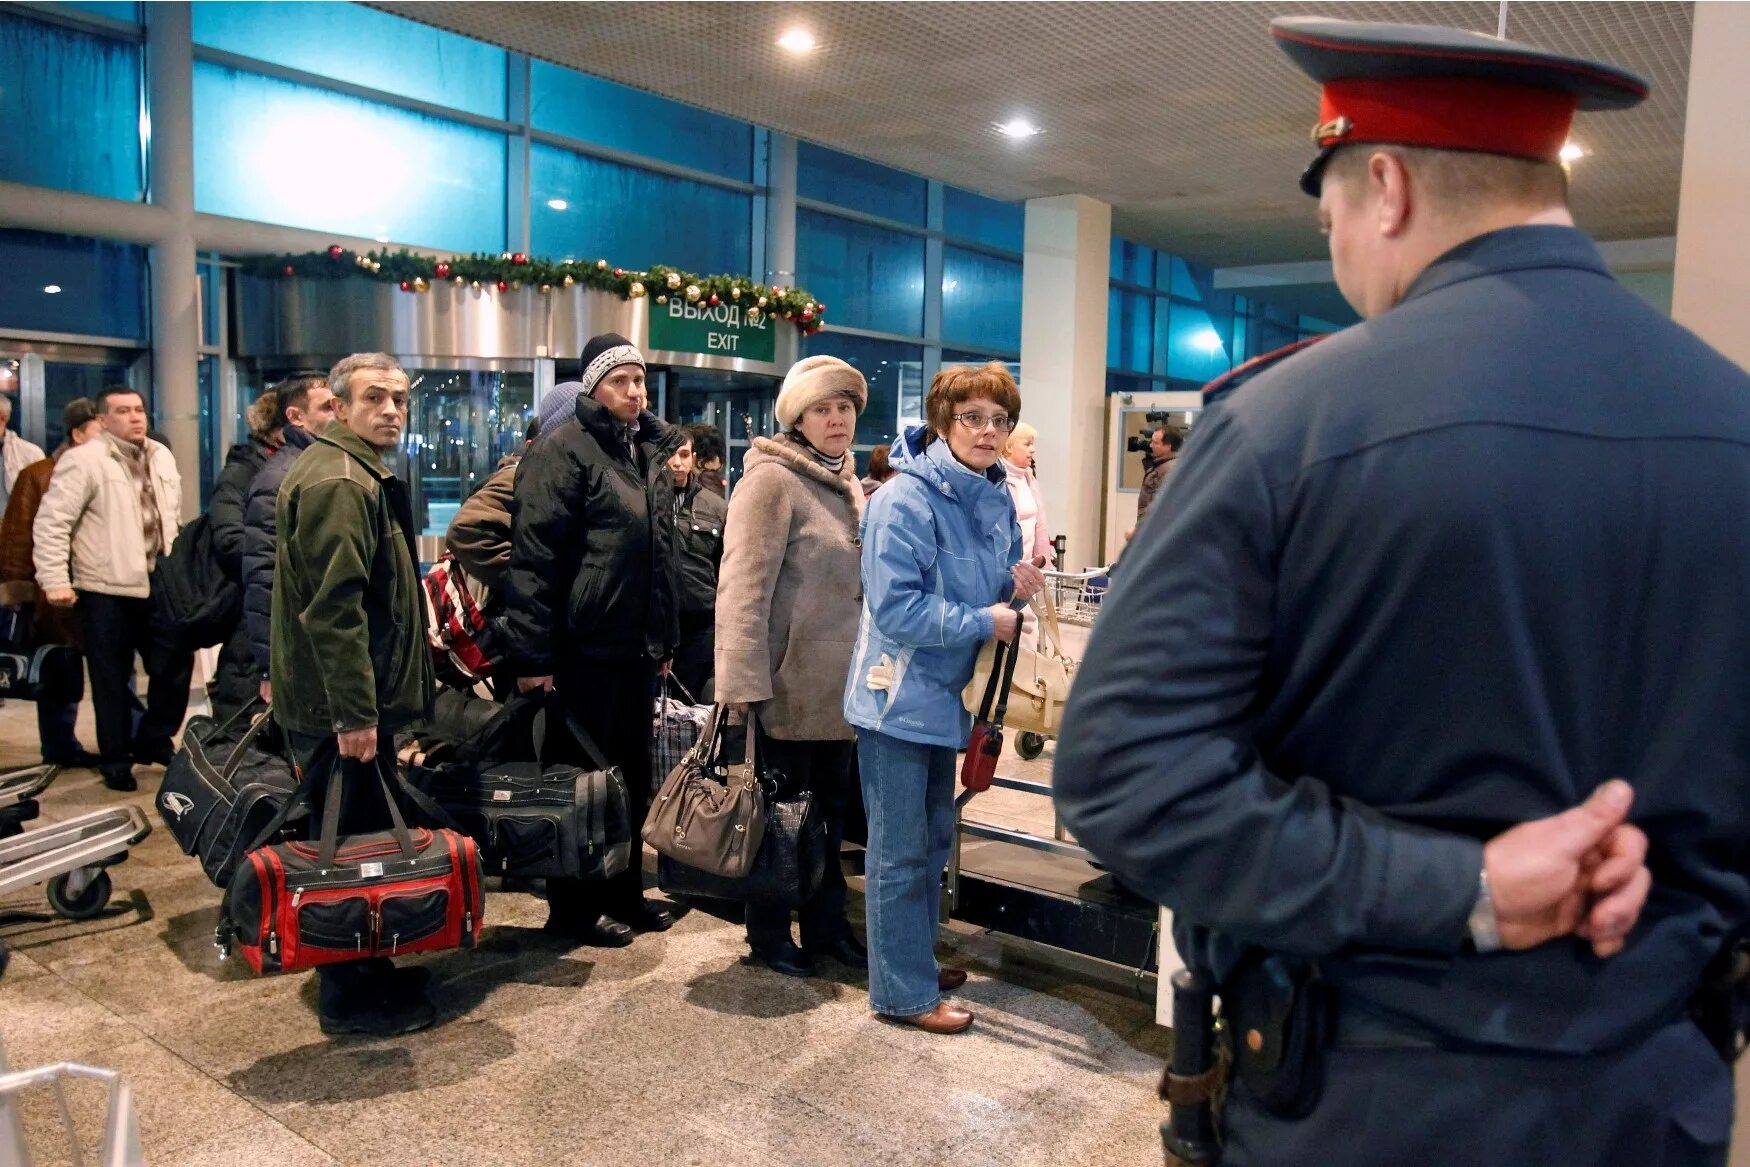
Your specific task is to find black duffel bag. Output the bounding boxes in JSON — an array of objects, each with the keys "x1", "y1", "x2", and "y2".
[
  {"x1": 154, "y1": 512, "x2": 241, "y2": 652},
  {"x1": 0, "y1": 642, "x2": 83, "y2": 704},
  {"x1": 410, "y1": 706, "x2": 632, "y2": 882},
  {"x1": 157, "y1": 701, "x2": 304, "y2": 888}
]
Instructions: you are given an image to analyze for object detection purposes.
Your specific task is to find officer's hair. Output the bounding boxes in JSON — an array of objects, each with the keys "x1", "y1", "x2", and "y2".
[
  {"x1": 1325, "y1": 144, "x2": 1569, "y2": 213},
  {"x1": 327, "y1": 353, "x2": 405, "y2": 404},
  {"x1": 924, "y1": 362, "x2": 1022, "y2": 447}
]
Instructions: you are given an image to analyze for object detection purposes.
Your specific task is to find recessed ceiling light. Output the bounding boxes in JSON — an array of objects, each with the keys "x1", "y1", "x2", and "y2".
[
  {"x1": 777, "y1": 28, "x2": 816, "y2": 53},
  {"x1": 1560, "y1": 141, "x2": 1586, "y2": 162},
  {"x1": 42, "y1": 284, "x2": 61, "y2": 294},
  {"x1": 996, "y1": 118, "x2": 1042, "y2": 139},
  {"x1": 547, "y1": 198, "x2": 569, "y2": 211}
]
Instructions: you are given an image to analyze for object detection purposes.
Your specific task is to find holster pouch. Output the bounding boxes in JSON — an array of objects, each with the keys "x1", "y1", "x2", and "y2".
[
  {"x1": 1161, "y1": 968, "x2": 1225, "y2": 1166},
  {"x1": 1223, "y1": 952, "x2": 1333, "y2": 1120},
  {"x1": 1690, "y1": 933, "x2": 1750, "y2": 1064}
]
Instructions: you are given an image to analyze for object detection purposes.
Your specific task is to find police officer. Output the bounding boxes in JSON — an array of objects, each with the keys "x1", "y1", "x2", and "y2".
[{"x1": 1056, "y1": 16, "x2": 1750, "y2": 1166}]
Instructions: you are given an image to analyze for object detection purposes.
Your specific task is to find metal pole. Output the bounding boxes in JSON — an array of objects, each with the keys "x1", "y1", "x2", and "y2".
[
  {"x1": 1496, "y1": 0, "x2": 1509, "y2": 39},
  {"x1": 763, "y1": 133, "x2": 798, "y2": 288}
]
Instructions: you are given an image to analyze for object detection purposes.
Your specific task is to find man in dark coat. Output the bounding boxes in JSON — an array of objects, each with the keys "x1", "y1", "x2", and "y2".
[
  {"x1": 271, "y1": 354, "x2": 433, "y2": 1037},
  {"x1": 241, "y1": 373, "x2": 332, "y2": 707},
  {"x1": 1056, "y1": 18, "x2": 1748, "y2": 1166},
  {"x1": 667, "y1": 423, "x2": 727, "y2": 701},
  {"x1": 506, "y1": 333, "x2": 685, "y2": 946},
  {"x1": 203, "y1": 395, "x2": 279, "y2": 721}
]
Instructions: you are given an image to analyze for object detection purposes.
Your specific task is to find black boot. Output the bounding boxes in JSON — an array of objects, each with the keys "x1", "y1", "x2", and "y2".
[
  {"x1": 749, "y1": 939, "x2": 817, "y2": 978},
  {"x1": 809, "y1": 932, "x2": 867, "y2": 969},
  {"x1": 624, "y1": 900, "x2": 675, "y2": 932},
  {"x1": 544, "y1": 912, "x2": 634, "y2": 947},
  {"x1": 100, "y1": 766, "x2": 137, "y2": 793}
]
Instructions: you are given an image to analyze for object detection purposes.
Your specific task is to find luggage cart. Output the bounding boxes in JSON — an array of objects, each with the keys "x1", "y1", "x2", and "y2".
[
  {"x1": 0, "y1": 772, "x2": 151, "y2": 921},
  {"x1": 1010, "y1": 569, "x2": 1109, "y2": 762},
  {"x1": 0, "y1": 1039, "x2": 143, "y2": 1167}
]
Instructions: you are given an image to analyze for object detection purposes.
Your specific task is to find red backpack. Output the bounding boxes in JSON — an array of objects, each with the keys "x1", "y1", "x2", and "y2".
[{"x1": 422, "y1": 552, "x2": 495, "y2": 680}]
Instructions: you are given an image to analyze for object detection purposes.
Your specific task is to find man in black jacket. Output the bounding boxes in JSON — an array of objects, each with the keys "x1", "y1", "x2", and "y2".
[
  {"x1": 668, "y1": 424, "x2": 727, "y2": 701},
  {"x1": 204, "y1": 395, "x2": 281, "y2": 721},
  {"x1": 240, "y1": 373, "x2": 333, "y2": 706},
  {"x1": 506, "y1": 333, "x2": 685, "y2": 946}
]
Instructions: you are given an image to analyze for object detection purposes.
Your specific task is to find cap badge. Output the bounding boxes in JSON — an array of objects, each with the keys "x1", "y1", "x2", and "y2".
[{"x1": 1311, "y1": 115, "x2": 1353, "y2": 143}]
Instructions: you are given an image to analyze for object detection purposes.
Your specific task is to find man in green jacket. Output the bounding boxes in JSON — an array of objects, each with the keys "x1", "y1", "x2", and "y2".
[{"x1": 271, "y1": 351, "x2": 436, "y2": 1036}]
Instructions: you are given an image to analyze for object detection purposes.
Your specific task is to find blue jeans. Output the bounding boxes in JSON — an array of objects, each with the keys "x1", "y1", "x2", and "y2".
[{"x1": 858, "y1": 730, "x2": 957, "y2": 1017}]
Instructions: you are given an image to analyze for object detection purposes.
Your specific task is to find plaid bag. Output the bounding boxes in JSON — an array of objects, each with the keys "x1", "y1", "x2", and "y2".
[{"x1": 650, "y1": 675, "x2": 710, "y2": 782}]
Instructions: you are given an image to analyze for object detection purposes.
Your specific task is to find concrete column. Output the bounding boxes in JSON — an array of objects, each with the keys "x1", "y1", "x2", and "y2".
[
  {"x1": 146, "y1": 3, "x2": 201, "y2": 516},
  {"x1": 1019, "y1": 194, "x2": 1110, "y2": 569},
  {"x1": 764, "y1": 132, "x2": 798, "y2": 288},
  {"x1": 1671, "y1": 1, "x2": 1750, "y2": 371}
]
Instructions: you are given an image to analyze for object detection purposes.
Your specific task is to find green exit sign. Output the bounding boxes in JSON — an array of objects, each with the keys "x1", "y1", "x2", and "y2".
[{"x1": 647, "y1": 297, "x2": 776, "y2": 363}]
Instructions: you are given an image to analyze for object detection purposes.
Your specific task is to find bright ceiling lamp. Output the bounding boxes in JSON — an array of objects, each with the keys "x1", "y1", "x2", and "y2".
[
  {"x1": 547, "y1": 198, "x2": 569, "y2": 211},
  {"x1": 777, "y1": 28, "x2": 816, "y2": 53},
  {"x1": 996, "y1": 117, "x2": 1042, "y2": 139}
]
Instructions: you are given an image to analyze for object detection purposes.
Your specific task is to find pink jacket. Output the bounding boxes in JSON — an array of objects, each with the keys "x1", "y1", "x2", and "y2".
[{"x1": 1003, "y1": 459, "x2": 1052, "y2": 566}]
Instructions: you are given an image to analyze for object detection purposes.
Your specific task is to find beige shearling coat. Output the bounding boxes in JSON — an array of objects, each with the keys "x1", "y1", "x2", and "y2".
[{"x1": 715, "y1": 435, "x2": 864, "y2": 741}]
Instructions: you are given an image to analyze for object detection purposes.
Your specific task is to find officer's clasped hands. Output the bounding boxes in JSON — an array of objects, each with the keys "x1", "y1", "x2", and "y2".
[{"x1": 1482, "y1": 778, "x2": 1651, "y2": 959}]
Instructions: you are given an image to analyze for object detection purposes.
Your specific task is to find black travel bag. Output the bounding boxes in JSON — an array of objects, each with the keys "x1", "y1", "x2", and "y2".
[
  {"x1": 0, "y1": 643, "x2": 83, "y2": 704},
  {"x1": 410, "y1": 706, "x2": 632, "y2": 882},
  {"x1": 157, "y1": 702, "x2": 305, "y2": 888}
]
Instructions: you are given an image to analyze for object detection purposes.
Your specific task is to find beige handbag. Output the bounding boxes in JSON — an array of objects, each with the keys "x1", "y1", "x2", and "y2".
[
  {"x1": 642, "y1": 705, "x2": 768, "y2": 879},
  {"x1": 961, "y1": 589, "x2": 1077, "y2": 736}
]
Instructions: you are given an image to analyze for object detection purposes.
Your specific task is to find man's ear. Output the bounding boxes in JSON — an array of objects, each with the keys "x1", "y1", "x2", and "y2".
[{"x1": 1371, "y1": 151, "x2": 1414, "y2": 238}]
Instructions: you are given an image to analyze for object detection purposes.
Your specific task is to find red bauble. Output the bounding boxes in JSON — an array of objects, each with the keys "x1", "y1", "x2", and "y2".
[
  {"x1": 816, "y1": 303, "x2": 826, "y2": 316},
  {"x1": 613, "y1": 268, "x2": 625, "y2": 278},
  {"x1": 434, "y1": 261, "x2": 452, "y2": 279},
  {"x1": 282, "y1": 265, "x2": 295, "y2": 276},
  {"x1": 496, "y1": 279, "x2": 510, "y2": 292},
  {"x1": 327, "y1": 245, "x2": 343, "y2": 259},
  {"x1": 399, "y1": 280, "x2": 412, "y2": 292},
  {"x1": 511, "y1": 253, "x2": 527, "y2": 265},
  {"x1": 707, "y1": 294, "x2": 720, "y2": 307},
  {"x1": 800, "y1": 310, "x2": 815, "y2": 323}
]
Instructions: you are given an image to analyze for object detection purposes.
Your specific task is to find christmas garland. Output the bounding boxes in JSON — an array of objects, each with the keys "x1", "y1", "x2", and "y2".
[{"x1": 243, "y1": 246, "x2": 826, "y2": 333}]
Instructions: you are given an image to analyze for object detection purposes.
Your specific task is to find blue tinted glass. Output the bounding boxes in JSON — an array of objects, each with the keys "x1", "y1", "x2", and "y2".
[
  {"x1": 530, "y1": 144, "x2": 750, "y2": 275},
  {"x1": 1300, "y1": 315, "x2": 1340, "y2": 334},
  {"x1": 798, "y1": 143, "x2": 926, "y2": 225},
  {"x1": 59, "y1": 2, "x2": 137, "y2": 20},
  {"x1": 0, "y1": 229, "x2": 146, "y2": 339},
  {"x1": 194, "y1": 63, "x2": 507, "y2": 253},
  {"x1": 1107, "y1": 289, "x2": 1151, "y2": 372},
  {"x1": 942, "y1": 248, "x2": 1021, "y2": 353},
  {"x1": 1106, "y1": 372, "x2": 1159, "y2": 395},
  {"x1": 1164, "y1": 300, "x2": 1233, "y2": 383},
  {"x1": 1231, "y1": 311, "x2": 1249, "y2": 366},
  {"x1": 797, "y1": 209, "x2": 924, "y2": 337},
  {"x1": 198, "y1": 356, "x2": 219, "y2": 508},
  {"x1": 1161, "y1": 255, "x2": 1205, "y2": 300},
  {"x1": 0, "y1": 14, "x2": 141, "y2": 200},
  {"x1": 530, "y1": 62, "x2": 751, "y2": 181},
  {"x1": 943, "y1": 187, "x2": 1024, "y2": 253},
  {"x1": 803, "y1": 333, "x2": 922, "y2": 448},
  {"x1": 192, "y1": 2, "x2": 506, "y2": 119},
  {"x1": 1109, "y1": 239, "x2": 1153, "y2": 285},
  {"x1": 943, "y1": 350, "x2": 1021, "y2": 388}
]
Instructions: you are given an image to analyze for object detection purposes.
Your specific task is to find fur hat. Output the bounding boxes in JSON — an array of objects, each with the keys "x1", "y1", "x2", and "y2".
[{"x1": 775, "y1": 356, "x2": 868, "y2": 429}]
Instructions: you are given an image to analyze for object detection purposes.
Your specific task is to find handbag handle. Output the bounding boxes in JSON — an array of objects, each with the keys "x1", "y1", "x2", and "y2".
[
  {"x1": 661, "y1": 673, "x2": 700, "y2": 707},
  {"x1": 976, "y1": 609, "x2": 1026, "y2": 726},
  {"x1": 216, "y1": 706, "x2": 278, "y2": 781},
  {"x1": 1032, "y1": 584, "x2": 1066, "y2": 655}
]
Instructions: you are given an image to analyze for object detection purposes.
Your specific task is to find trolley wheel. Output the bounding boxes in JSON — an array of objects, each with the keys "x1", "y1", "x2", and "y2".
[
  {"x1": 47, "y1": 869, "x2": 112, "y2": 921},
  {"x1": 1016, "y1": 732, "x2": 1047, "y2": 761}
]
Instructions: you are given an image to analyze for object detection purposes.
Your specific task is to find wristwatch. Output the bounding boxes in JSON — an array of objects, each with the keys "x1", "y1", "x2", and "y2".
[{"x1": 1467, "y1": 866, "x2": 1503, "y2": 952}]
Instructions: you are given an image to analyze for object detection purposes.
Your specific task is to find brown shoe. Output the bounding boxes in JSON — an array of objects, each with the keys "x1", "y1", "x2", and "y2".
[
  {"x1": 938, "y1": 967, "x2": 968, "y2": 992},
  {"x1": 886, "y1": 1002, "x2": 974, "y2": 1034}
]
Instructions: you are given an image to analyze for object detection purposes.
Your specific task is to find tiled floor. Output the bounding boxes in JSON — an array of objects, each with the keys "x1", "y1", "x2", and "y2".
[{"x1": 0, "y1": 692, "x2": 1170, "y2": 1167}]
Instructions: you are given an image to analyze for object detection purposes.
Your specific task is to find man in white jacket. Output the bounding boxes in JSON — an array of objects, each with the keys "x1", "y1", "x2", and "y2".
[
  {"x1": 0, "y1": 393, "x2": 46, "y2": 517},
  {"x1": 34, "y1": 386, "x2": 190, "y2": 791}
]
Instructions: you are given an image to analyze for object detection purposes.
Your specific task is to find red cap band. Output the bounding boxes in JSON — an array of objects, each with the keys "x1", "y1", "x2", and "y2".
[{"x1": 1316, "y1": 76, "x2": 1577, "y2": 162}]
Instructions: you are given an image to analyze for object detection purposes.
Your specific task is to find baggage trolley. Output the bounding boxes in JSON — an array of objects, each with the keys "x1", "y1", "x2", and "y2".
[
  {"x1": 1010, "y1": 569, "x2": 1109, "y2": 761},
  {"x1": 0, "y1": 767, "x2": 151, "y2": 921},
  {"x1": 0, "y1": 1038, "x2": 143, "y2": 1167}
]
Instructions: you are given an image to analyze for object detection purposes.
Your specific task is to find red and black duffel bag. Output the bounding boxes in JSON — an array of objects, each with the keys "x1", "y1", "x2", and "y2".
[{"x1": 217, "y1": 756, "x2": 483, "y2": 976}]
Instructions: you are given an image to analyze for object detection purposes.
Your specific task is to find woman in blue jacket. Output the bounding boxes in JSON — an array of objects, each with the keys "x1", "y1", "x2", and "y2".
[{"x1": 844, "y1": 362, "x2": 1045, "y2": 1033}]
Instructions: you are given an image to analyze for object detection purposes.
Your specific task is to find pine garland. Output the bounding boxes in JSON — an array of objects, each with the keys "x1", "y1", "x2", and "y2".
[{"x1": 244, "y1": 246, "x2": 825, "y2": 332}]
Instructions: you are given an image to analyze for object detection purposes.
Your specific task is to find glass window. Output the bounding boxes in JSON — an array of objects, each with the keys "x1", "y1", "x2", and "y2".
[
  {"x1": 802, "y1": 333, "x2": 922, "y2": 448},
  {"x1": 1106, "y1": 372, "x2": 1160, "y2": 396},
  {"x1": 194, "y1": 63, "x2": 508, "y2": 253},
  {"x1": 943, "y1": 349, "x2": 1020, "y2": 389},
  {"x1": 32, "y1": 357, "x2": 131, "y2": 451},
  {"x1": 942, "y1": 248, "x2": 1021, "y2": 353},
  {"x1": 1162, "y1": 299, "x2": 1233, "y2": 384},
  {"x1": 797, "y1": 210, "x2": 924, "y2": 337},
  {"x1": 401, "y1": 368, "x2": 534, "y2": 538},
  {"x1": 1107, "y1": 289, "x2": 1151, "y2": 372},
  {"x1": 944, "y1": 187, "x2": 1024, "y2": 253},
  {"x1": 798, "y1": 142, "x2": 926, "y2": 225},
  {"x1": 1160, "y1": 256, "x2": 1204, "y2": 300},
  {"x1": 0, "y1": 13, "x2": 141, "y2": 201},
  {"x1": 530, "y1": 62, "x2": 752, "y2": 181},
  {"x1": 192, "y1": 1, "x2": 507, "y2": 119},
  {"x1": 59, "y1": 2, "x2": 139, "y2": 21},
  {"x1": 530, "y1": 144, "x2": 751, "y2": 276},
  {"x1": 1109, "y1": 239, "x2": 1153, "y2": 285},
  {"x1": 0, "y1": 229, "x2": 147, "y2": 339}
]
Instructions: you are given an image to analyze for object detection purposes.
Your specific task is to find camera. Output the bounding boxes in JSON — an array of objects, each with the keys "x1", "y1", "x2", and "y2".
[{"x1": 1127, "y1": 410, "x2": 1194, "y2": 454}]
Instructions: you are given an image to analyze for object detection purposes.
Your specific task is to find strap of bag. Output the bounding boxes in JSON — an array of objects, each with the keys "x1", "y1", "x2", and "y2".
[
  {"x1": 528, "y1": 692, "x2": 616, "y2": 773},
  {"x1": 217, "y1": 706, "x2": 278, "y2": 779},
  {"x1": 984, "y1": 610, "x2": 1025, "y2": 729},
  {"x1": 316, "y1": 758, "x2": 419, "y2": 867},
  {"x1": 243, "y1": 752, "x2": 327, "y2": 855},
  {"x1": 661, "y1": 673, "x2": 700, "y2": 707},
  {"x1": 1033, "y1": 585, "x2": 1065, "y2": 654}
]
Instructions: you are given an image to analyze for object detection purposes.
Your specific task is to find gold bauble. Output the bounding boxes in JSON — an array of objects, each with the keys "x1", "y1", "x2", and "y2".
[
  {"x1": 562, "y1": 274, "x2": 575, "y2": 287},
  {"x1": 665, "y1": 272, "x2": 682, "y2": 289},
  {"x1": 629, "y1": 282, "x2": 646, "y2": 298},
  {"x1": 656, "y1": 294, "x2": 667, "y2": 304},
  {"x1": 757, "y1": 296, "x2": 768, "y2": 308},
  {"x1": 685, "y1": 284, "x2": 701, "y2": 302},
  {"x1": 596, "y1": 259, "x2": 609, "y2": 270}
]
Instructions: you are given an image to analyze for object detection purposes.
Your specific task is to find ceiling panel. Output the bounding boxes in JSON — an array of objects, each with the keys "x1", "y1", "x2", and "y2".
[{"x1": 371, "y1": 1, "x2": 1693, "y2": 267}]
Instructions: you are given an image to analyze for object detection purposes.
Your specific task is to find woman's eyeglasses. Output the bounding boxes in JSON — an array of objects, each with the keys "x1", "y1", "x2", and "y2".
[{"x1": 952, "y1": 412, "x2": 1016, "y2": 433}]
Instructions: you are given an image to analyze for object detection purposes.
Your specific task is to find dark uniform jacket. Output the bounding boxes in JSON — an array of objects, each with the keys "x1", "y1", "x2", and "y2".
[
  {"x1": 674, "y1": 480, "x2": 726, "y2": 616},
  {"x1": 243, "y1": 426, "x2": 316, "y2": 679},
  {"x1": 446, "y1": 453, "x2": 520, "y2": 595},
  {"x1": 1056, "y1": 226, "x2": 1750, "y2": 1056},
  {"x1": 208, "y1": 438, "x2": 274, "y2": 574},
  {"x1": 503, "y1": 397, "x2": 685, "y2": 671},
  {"x1": 269, "y1": 426, "x2": 432, "y2": 736}
]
